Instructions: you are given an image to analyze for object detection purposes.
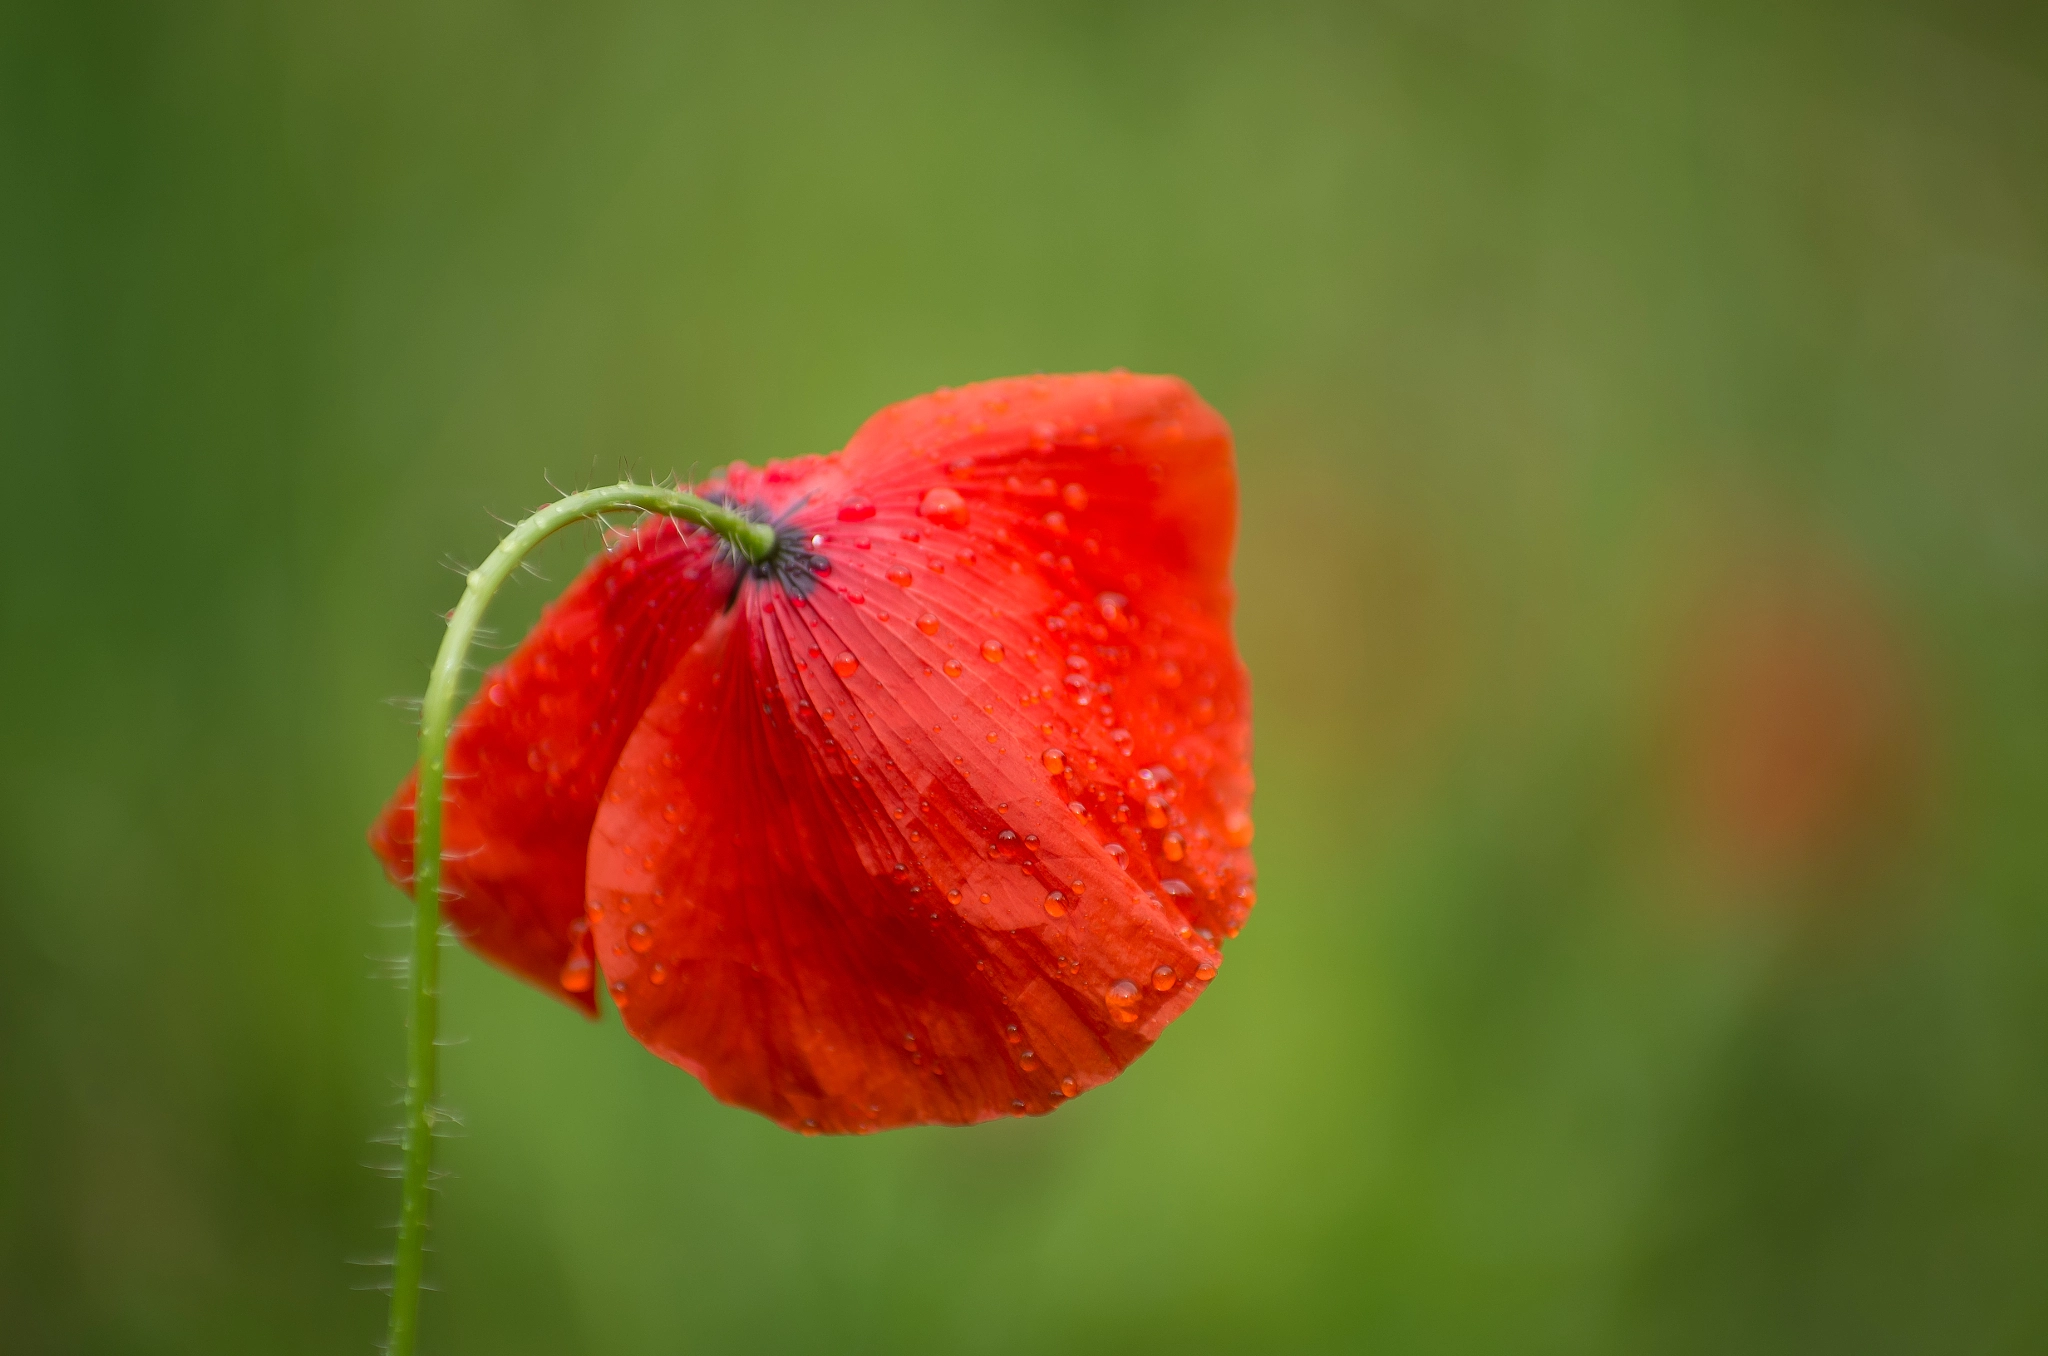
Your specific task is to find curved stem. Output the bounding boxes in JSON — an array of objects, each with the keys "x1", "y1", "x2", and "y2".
[{"x1": 386, "y1": 484, "x2": 774, "y2": 1355}]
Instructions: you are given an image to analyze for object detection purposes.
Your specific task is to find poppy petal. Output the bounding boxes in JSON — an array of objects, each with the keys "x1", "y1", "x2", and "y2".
[
  {"x1": 587, "y1": 374, "x2": 1250, "y2": 1129},
  {"x1": 369, "y1": 519, "x2": 734, "y2": 1010}
]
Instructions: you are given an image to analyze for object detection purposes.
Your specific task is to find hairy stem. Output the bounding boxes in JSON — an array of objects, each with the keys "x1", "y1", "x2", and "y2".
[{"x1": 386, "y1": 484, "x2": 774, "y2": 1355}]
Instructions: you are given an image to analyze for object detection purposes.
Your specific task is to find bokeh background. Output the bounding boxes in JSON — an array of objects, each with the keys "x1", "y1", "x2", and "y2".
[{"x1": 4, "y1": 1, "x2": 2047, "y2": 1351}]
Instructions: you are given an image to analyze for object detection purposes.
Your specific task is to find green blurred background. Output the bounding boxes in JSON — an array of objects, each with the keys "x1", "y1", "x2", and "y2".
[{"x1": 5, "y1": 1, "x2": 2047, "y2": 1351}]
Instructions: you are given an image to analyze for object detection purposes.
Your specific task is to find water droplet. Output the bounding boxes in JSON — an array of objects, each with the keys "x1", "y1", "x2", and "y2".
[
  {"x1": 837, "y1": 496, "x2": 876, "y2": 521},
  {"x1": 1042, "y1": 748, "x2": 1065, "y2": 775},
  {"x1": 559, "y1": 954, "x2": 593, "y2": 993},
  {"x1": 947, "y1": 888, "x2": 961, "y2": 903},
  {"x1": 1162, "y1": 831, "x2": 1186, "y2": 862},
  {"x1": 1195, "y1": 963, "x2": 1217, "y2": 982},
  {"x1": 981, "y1": 639, "x2": 1005, "y2": 664},
  {"x1": 1105, "y1": 843, "x2": 1128, "y2": 870},
  {"x1": 1152, "y1": 965, "x2": 1176, "y2": 991},
  {"x1": 943, "y1": 659, "x2": 964, "y2": 678},
  {"x1": 887, "y1": 566, "x2": 913, "y2": 587},
  {"x1": 1158, "y1": 660, "x2": 1182, "y2": 688},
  {"x1": 1043, "y1": 890, "x2": 1067, "y2": 917},
  {"x1": 608, "y1": 979, "x2": 629, "y2": 1009},
  {"x1": 947, "y1": 458, "x2": 975, "y2": 479},
  {"x1": 832, "y1": 652, "x2": 859, "y2": 678},
  {"x1": 1060, "y1": 1075, "x2": 1077, "y2": 1097},
  {"x1": 986, "y1": 731, "x2": 999, "y2": 744},
  {"x1": 628, "y1": 921, "x2": 653, "y2": 954},
  {"x1": 1005, "y1": 1024, "x2": 1021, "y2": 1043},
  {"x1": 1224, "y1": 809, "x2": 1254, "y2": 846},
  {"x1": 488, "y1": 682, "x2": 510, "y2": 706},
  {"x1": 920, "y1": 486, "x2": 969, "y2": 529},
  {"x1": 1145, "y1": 796, "x2": 1169, "y2": 828},
  {"x1": 1043, "y1": 510, "x2": 1068, "y2": 534},
  {"x1": 650, "y1": 963, "x2": 669, "y2": 985},
  {"x1": 916, "y1": 611, "x2": 940, "y2": 635},
  {"x1": 810, "y1": 557, "x2": 832, "y2": 576},
  {"x1": 1161, "y1": 878, "x2": 1193, "y2": 897},
  {"x1": 1019, "y1": 1049, "x2": 1039, "y2": 1071},
  {"x1": 1106, "y1": 979, "x2": 1141, "y2": 1009},
  {"x1": 1063, "y1": 483, "x2": 1088, "y2": 511},
  {"x1": 989, "y1": 830, "x2": 1023, "y2": 863},
  {"x1": 1068, "y1": 800, "x2": 1086, "y2": 815}
]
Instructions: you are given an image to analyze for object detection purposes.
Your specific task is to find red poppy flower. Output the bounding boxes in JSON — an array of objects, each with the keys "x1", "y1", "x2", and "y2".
[{"x1": 370, "y1": 372, "x2": 1253, "y2": 1132}]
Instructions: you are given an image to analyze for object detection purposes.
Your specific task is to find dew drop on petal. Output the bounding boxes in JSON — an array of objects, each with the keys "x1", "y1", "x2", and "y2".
[
  {"x1": 981, "y1": 639, "x2": 1005, "y2": 664},
  {"x1": 1162, "y1": 831, "x2": 1186, "y2": 862},
  {"x1": 1043, "y1": 890, "x2": 1067, "y2": 917},
  {"x1": 608, "y1": 979, "x2": 629, "y2": 1009},
  {"x1": 1145, "y1": 795, "x2": 1170, "y2": 828},
  {"x1": 1005, "y1": 1024, "x2": 1021, "y2": 1044},
  {"x1": 916, "y1": 612, "x2": 940, "y2": 635},
  {"x1": 1196, "y1": 963, "x2": 1217, "y2": 981},
  {"x1": 650, "y1": 963, "x2": 669, "y2": 985},
  {"x1": 833, "y1": 652, "x2": 860, "y2": 678},
  {"x1": 1105, "y1": 843, "x2": 1128, "y2": 869},
  {"x1": 1106, "y1": 979, "x2": 1141, "y2": 1008},
  {"x1": 1019, "y1": 1049, "x2": 1039, "y2": 1071},
  {"x1": 1060, "y1": 1076, "x2": 1077, "y2": 1097},
  {"x1": 559, "y1": 953, "x2": 593, "y2": 993},
  {"x1": 1224, "y1": 809, "x2": 1255, "y2": 846},
  {"x1": 1042, "y1": 748, "x2": 1065, "y2": 775},
  {"x1": 1152, "y1": 965, "x2": 1176, "y2": 991},
  {"x1": 1161, "y1": 878, "x2": 1194, "y2": 898},
  {"x1": 920, "y1": 486, "x2": 969, "y2": 529},
  {"x1": 943, "y1": 659, "x2": 963, "y2": 678},
  {"x1": 628, "y1": 921, "x2": 653, "y2": 954},
  {"x1": 887, "y1": 566, "x2": 913, "y2": 587},
  {"x1": 1063, "y1": 483, "x2": 1088, "y2": 511},
  {"x1": 838, "y1": 496, "x2": 876, "y2": 521}
]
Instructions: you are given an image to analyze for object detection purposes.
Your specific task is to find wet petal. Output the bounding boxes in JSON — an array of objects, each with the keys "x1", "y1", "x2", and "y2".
[{"x1": 587, "y1": 374, "x2": 1250, "y2": 1129}]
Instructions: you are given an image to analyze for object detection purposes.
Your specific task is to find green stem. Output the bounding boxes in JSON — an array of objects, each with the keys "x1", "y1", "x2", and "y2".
[{"x1": 386, "y1": 483, "x2": 775, "y2": 1355}]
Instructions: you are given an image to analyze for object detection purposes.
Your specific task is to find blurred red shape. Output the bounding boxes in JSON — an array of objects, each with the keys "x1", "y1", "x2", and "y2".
[{"x1": 1670, "y1": 551, "x2": 1925, "y2": 892}]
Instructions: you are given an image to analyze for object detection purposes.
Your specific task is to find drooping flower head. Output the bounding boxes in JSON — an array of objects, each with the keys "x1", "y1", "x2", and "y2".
[{"x1": 371, "y1": 373, "x2": 1252, "y2": 1133}]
